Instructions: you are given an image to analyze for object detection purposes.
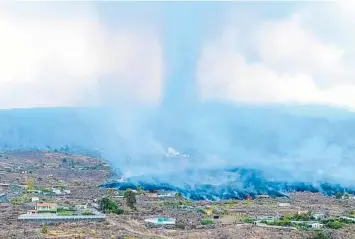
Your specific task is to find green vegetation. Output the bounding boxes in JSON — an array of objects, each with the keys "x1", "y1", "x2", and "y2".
[
  {"x1": 58, "y1": 211, "x2": 70, "y2": 216},
  {"x1": 201, "y1": 219, "x2": 214, "y2": 225},
  {"x1": 348, "y1": 210, "x2": 355, "y2": 217},
  {"x1": 266, "y1": 218, "x2": 292, "y2": 227},
  {"x1": 99, "y1": 197, "x2": 124, "y2": 214},
  {"x1": 10, "y1": 194, "x2": 31, "y2": 205},
  {"x1": 311, "y1": 231, "x2": 331, "y2": 239},
  {"x1": 10, "y1": 198, "x2": 22, "y2": 205},
  {"x1": 289, "y1": 212, "x2": 314, "y2": 221},
  {"x1": 107, "y1": 188, "x2": 116, "y2": 196},
  {"x1": 335, "y1": 192, "x2": 343, "y2": 199},
  {"x1": 325, "y1": 220, "x2": 344, "y2": 229},
  {"x1": 124, "y1": 189, "x2": 137, "y2": 210},
  {"x1": 136, "y1": 185, "x2": 144, "y2": 194},
  {"x1": 82, "y1": 210, "x2": 94, "y2": 215},
  {"x1": 21, "y1": 194, "x2": 31, "y2": 203},
  {"x1": 25, "y1": 178, "x2": 36, "y2": 190},
  {"x1": 197, "y1": 208, "x2": 207, "y2": 214},
  {"x1": 243, "y1": 217, "x2": 254, "y2": 223},
  {"x1": 41, "y1": 224, "x2": 48, "y2": 234},
  {"x1": 175, "y1": 192, "x2": 183, "y2": 198}
]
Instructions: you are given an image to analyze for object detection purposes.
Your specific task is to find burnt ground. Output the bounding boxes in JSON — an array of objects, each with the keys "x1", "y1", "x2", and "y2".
[{"x1": 1, "y1": 151, "x2": 355, "y2": 239}]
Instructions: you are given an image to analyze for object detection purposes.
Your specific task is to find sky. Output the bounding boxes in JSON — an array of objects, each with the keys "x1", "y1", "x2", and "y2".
[{"x1": 1, "y1": 1, "x2": 355, "y2": 110}]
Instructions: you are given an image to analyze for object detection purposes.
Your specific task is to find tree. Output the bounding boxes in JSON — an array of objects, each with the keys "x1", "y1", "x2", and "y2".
[
  {"x1": 343, "y1": 193, "x2": 350, "y2": 200},
  {"x1": 107, "y1": 188, "x2": 116, "y2": 197},
  {"x1": 26, "y1": 178, "x2": 35, "y2": 190},
  {"x1": 124, "y1": 189, "x2": 137, "y2": 209},
  {"x1": 41, "y1": 224, "x2": 48, "y2": 234},
  {"x1": 335, "y1": 192, "x2": 343, "y2": 199},
  {"x1": 326, "y1": 220, "x2": 343, "y2": 229},
  {"x1": 21, "y1": 194, "x2": 31, "y2": 203},
  {"x1": 175, "y1": 192, "x2": 183, "y2": 199},
  {"x1": 136, "y1": 185, "x2": 144, "y2": 195},
  {"x1": 98, "y1": 197, "x2": 123, "y2": 215}
]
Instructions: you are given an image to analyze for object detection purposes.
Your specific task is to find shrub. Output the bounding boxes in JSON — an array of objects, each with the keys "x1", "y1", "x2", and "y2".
[
  {"x1": 124, "y1": 189, "x2": 137, "y2": 209},
  {"x1": 197, "y1": 208, "x2": 206, "y2": 214},
  {"x1": 58, "y1": 211, "x2": 69, "y2": 216},
  {"x1": 311, "y1": 231, "x2": 331, "y2": 239},
  {"x1": 82, "y1": 211, "x2": 94, "y2": 216},
  {"x1": 243, "y1": 217, "x2": 254, "y2": 223},
  {"x1": 112, "y1": 208, "x2": 124, "y2": 215},
  {"x1": 326, "y1": 220, "x2": 343, "y2": 229},
  {"x1": 201, "y1": 219, "x2": 214, "y2": 225},
  {"x1": 41, "y1": 224, "x2": 48, "y2": 234},
  {"x1": 99, "y1": 197, "x2": 123, "y2": 214}
]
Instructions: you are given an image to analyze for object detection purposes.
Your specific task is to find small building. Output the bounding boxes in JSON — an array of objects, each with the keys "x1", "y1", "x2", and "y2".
[
  {"x1": 35, "y1": 202, "x2": 57, "y2": 213},
  {"x1": 52, "y1": 188, "x2": 62, "y2": 195},
  {"x1": 31, "y1": 197, "x2": 39, "y2": 203},
  {"x1": 144, "y1": 217, "x2": 176, "y2": 225},
  {"x1": 0, "y1": 193, "x2": 10, "y2": 207},
  {"x1": 308, "y1": 223, "x2": 324, "y2": 229},
  {"x1": 63, "y1": 189, "x2": 71, "y2": 195},
  {"x1": 145, "y1": 192, "x2": 158, "y2": 198},
  {"x1": 75, "y1": 204, "x2": 88, "y2": 210},
  {"x1": 340, "y1": 216, "x2": 355, "y2": 222},
  {"x1": 278, "y1": 203, "x2": 290, "y2": 207},
  {"x1": 297, "y1": 210, "x2": 309, "y2": 215},
  {"x1": 0, "y1": 183, "x2": 10, "y2": 190},
  {"x1": 256, "y1": 215, "x2": 280, "y2": 222}
]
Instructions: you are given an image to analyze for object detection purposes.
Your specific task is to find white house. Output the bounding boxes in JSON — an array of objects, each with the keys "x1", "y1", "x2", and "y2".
[
  {"x1": 63, "y1": 190, "x2": 71, "y2": 195},
  {"x1": 75, "y1": 204, "x2": 88, "y2": 210},
  {"x1": 52, "y1": 188, "x2": 62, "y2": 195},
  {"x1": 277, "y1": 203, "x2": 290, "y2": 207},
  {"x1": 144, "y1": 217, "x2": 176, "y2": 225},
  {"x1": 31, "y1": 197, "x2": 39, "y2": 202},
  {"x1": 308, "y1": 223, "x2": 324, "y2": 229}
]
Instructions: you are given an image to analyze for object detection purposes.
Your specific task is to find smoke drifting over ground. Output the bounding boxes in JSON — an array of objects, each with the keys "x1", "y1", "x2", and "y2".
[{"x1": 1, "y1": 105, "x2": 355, "y2": 198}]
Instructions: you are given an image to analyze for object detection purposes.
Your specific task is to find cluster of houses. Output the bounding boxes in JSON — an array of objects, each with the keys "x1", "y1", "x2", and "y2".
[
  {"x1": 253, "y1": 210, "x2": 327, "y2": 229},
  {"x1": 26, "y1": 187, "x2": 70, "y2": 196},
  {"x1": 0, "y1": 165, "x2": 31, "y2": 174},
  {"x1": 18, "y1": 201, "x2": 105, "y2": 222}
]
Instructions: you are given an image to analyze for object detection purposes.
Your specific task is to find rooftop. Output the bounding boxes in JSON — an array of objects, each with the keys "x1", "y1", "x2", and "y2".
[
  {"x1": 36, "y1": 202, "x2": 57, "y2": 207},
  {"x1": 0, "y1": 194, "x2": 10, "y2": 203}
]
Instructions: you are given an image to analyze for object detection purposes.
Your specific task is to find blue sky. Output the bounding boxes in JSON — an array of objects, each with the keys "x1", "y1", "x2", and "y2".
[{"x1": 1, "y1": 1, "x2": 355, "y2": 110}]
